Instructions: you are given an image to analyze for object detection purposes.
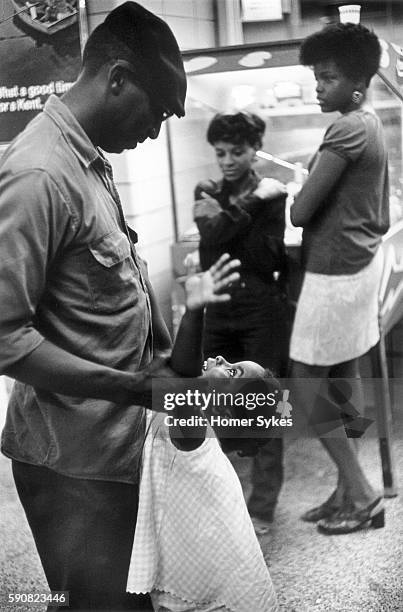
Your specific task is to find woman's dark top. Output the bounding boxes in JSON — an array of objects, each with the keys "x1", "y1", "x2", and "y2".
[{"x1": 194, "y1": 170, "x2": 287, "y2": 285}]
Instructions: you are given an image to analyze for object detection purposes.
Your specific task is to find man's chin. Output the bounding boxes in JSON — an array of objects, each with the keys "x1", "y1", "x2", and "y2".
[{"x1": 102, "y1": 142, "x2": 138, "y2": 154}]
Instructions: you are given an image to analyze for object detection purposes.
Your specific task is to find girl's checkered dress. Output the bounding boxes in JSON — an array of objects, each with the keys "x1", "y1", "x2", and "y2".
[{"x1": 127, "y1": 413, "x2": 278, "y2": 611}]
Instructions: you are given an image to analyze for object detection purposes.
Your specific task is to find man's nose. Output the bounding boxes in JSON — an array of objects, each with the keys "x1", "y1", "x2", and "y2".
[{"x1": 216, "y1": 355, "x2": 231, "y2": 367}]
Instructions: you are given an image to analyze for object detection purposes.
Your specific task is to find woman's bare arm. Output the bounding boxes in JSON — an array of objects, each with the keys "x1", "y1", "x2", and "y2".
[{"x1": 290, "y1": 149, "x2": 348, "y2": 227}]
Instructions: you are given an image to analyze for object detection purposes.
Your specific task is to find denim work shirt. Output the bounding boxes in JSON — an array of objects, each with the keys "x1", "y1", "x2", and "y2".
[{"x1": 0, "y1": 95, "x2": 152, "y2": 483}]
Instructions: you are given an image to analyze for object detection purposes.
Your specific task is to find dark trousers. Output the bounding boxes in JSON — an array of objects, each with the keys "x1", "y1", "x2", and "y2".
[
  {"x1": 247, "y1": 439, "x2": 283, "y2": 521},
  {"x1": 12, "y1": 460, "x2": 145, "y2": 611},
  {"x1": 203, "y1": 282, "x2": 289, "y2": 521}
]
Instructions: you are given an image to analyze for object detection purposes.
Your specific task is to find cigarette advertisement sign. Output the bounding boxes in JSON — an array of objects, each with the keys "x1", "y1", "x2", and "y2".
[{"x1": 0, "y1": 0, "x2": 83, "y2": 144}]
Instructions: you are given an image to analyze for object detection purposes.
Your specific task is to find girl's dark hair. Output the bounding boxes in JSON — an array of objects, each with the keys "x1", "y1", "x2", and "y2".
[
  {"x1": 299, "y1": 23, "x2": 381, "y2": 86},
  {"x1": 207, "y1": 112, "x2": 266, "y2": 149}
]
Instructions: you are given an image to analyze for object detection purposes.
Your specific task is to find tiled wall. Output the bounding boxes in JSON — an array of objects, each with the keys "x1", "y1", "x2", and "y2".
[
  {"x1": 85, "y1": 0, "x2": 216, "y2": 327},
  {"x1": 87, "y1": 0, "x2": 216, "y2": 49}
]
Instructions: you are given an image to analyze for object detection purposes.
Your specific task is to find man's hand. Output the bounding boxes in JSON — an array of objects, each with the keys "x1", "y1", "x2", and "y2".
[
  {"x1": 193, "y1": 193, "x2": 221, "y2": 220},
  {"x1": 253, "y1": 178, "x2": 287, "y2": 200},
  {"x1": 185, "y1": 253, "x2": 240, "y2": 311}
]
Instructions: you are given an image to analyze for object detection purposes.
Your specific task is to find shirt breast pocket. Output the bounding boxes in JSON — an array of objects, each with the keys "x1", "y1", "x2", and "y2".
[{"x1": 87, "y1": 231, "x2": 138, "y2": 312}]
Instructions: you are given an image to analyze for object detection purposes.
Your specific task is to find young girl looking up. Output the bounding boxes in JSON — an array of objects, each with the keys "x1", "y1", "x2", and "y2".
[{"x1": 128, "y1": 254, "x2": 279, "y2": 612}]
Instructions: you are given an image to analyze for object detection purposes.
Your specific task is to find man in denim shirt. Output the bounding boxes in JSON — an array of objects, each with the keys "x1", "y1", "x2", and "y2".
[{"x1": 0, "y1": 3, "x2": 186, "y2": 609}]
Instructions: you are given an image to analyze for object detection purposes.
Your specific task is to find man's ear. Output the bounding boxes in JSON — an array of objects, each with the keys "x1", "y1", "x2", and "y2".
[
  {"x1": 109, "y1": 63, "x2": 127, "y2": 96},
  {"x1": 108, "y1": 59, "x2": 136, "y2": 96}
]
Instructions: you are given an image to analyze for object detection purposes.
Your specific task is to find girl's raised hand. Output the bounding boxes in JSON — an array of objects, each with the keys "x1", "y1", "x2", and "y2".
[{"x1": 185, "y1": 254, "x2": 241, "y2": 311}]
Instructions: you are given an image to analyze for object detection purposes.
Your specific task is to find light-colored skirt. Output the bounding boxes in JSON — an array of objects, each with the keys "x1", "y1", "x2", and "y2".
[{"x1": 290, "y1": 247, "x2": 384, "y2": 366}]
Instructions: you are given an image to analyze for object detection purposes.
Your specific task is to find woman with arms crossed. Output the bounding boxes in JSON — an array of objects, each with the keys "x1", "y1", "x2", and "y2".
[{"x1": 193, "y1": 112, "x2": 289, "y2": 532}]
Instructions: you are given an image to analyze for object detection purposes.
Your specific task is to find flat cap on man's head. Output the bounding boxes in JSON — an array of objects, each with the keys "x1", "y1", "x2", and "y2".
[{"x1": 103, "y1": 1, "x2": 186, "y2": 117}]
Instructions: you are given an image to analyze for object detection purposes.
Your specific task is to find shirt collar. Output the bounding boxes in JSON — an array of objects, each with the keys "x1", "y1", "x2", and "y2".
[{"x1": 43, "y1": 94, "x2": 101, "y2": 169}]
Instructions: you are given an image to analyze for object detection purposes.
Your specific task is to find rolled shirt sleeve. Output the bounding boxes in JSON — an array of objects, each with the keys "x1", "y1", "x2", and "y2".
[
  {"x1": 319, "y1": 112, "x2": 367, "y2": 162},
  {"x1": 0, "y1": 168, "x2": 73, "y2": 371}
]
